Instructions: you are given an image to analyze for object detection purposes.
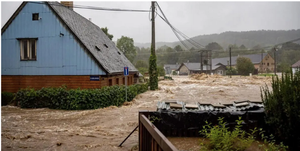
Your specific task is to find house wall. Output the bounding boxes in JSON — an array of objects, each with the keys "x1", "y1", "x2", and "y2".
[
  {"x1": 1, "y1": 74, "x2": 135, "y2": 93},
  {"x1": 179, "y1": 65, "x2": 190, "y2": 75},
  {"x1": 292, "y1": 67, "x2": 299, "y2": 74},
  {"x1": 258, "y1": 54, "x2": 275, "y2": 73},
  {"x1": 1, "y1": 2, "x2": 106, "y2": 75},
  {"x1": 213, "y1": 66, "x2": 227, "y2": 76}
]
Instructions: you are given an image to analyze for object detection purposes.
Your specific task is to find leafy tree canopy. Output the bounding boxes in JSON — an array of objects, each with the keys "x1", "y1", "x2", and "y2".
[
  {"x1": 239, "y1": 44, "x2": 247, "y2": 50},
  {"x1": 135, "y1": 60, "x2": 148, "y2": 69},
  {"x1": 101, "y1": 27, "x2": 113, "y2": 40},
  {"x1": 236, "y1": 57, "x2": 255, "y2": 75},
  {"x1": 205, "y1": 42, "x2": 223, "y2": 51},
  {"x1": 174, "y1": 45, "x2": 183, "y2": 51},
  {"x1": 117, "y1": 36, "x2": 137, "y2": 63}
]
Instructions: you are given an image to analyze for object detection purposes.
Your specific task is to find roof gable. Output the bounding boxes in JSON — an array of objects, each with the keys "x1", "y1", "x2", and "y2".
[
  {"x1": 292, "y1": 60, "x2": 300, "y2": 68},
  {"x1": 2, "y1": 1, "x2": 137, "y2": 75}
]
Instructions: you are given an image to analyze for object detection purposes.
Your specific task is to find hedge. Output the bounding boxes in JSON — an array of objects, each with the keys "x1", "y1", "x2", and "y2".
[
  {"x1": 1, "y1": 92, "x2": 15, "y2": 106},
  {"x1": 13, "y1": 83, "x2": 148, "y2": 110}
]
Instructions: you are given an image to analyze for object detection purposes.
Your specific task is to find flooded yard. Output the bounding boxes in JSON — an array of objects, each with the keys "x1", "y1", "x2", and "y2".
[{"x1": 1, "y1": 75, "x2": 271, "y2": 150}]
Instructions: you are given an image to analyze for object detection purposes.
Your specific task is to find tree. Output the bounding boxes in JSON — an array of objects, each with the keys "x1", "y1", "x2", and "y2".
[
  {"x1": 157, "y1": 66, "x2": 165, "y2": 77},
  {"x1": 101, "y1": 27, "x2": 113, "y2": 40},
  {"x1": 174, "y1": 45, "x2": 183, "y2": 51},
  {"x1": 236, "y1": 57, "x2": 255, "y2": 75},
  {"x1": 117, "y1": 36, "x2": 137, "y2": 62},
  {"x1": 135, "y1": 60, "x2": 148, "y2": 69},
  {"x1": 205, "y1": 42, "x2": 223, "y2": 51},
  {"x1": 239, "y1": 44, "x2": 247, "y2": 50}
]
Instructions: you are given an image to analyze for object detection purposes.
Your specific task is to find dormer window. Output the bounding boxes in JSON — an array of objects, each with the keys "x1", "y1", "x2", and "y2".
[
  {"x1": 32, "y1": 13, "x2": 39, "y2": 21},
  {"x1": 104, "y1": 44, "x2": 108, "y2": 48}
]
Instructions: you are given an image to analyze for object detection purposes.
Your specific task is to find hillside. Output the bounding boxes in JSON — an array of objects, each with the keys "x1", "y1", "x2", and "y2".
[{"x1": 135, "y1": 29, "x2": 300, "y2": 49}]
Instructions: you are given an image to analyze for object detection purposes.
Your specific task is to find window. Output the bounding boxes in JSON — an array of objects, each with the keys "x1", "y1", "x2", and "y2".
[
  {"x1": 19, "y1": 39, "x2": 37, "y2": 61},
  {"x1": 267, "y1": 63, "x2": 269, "y2": 66},
  {"x1": 116, "y1": 78, "x2": 119, "y2": 85},
  {"x1": 32, "y1": 13, "x2": 39, "y2": 20},
  {"x1": 109, "y1": 79, "x2": 112, "y2": 86}
]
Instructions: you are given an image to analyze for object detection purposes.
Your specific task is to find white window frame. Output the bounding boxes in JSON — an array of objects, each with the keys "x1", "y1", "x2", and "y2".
[{"x1": 19, "y1": 38, "x2": 37, "y2": 61}]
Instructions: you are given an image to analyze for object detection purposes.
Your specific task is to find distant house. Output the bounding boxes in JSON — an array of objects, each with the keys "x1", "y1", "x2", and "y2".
[
  {"x1": 1, "y1": 1, "x2": 138, "y2": 92},
  {"x1": 292, "y1": 60, "x2": 300, "y2": 74},
  {"x1": 164, "y1": 53, "x2": 275, "y2": 76},
  {"x1": 164, "y1": 63, "x2": 180, "y2": 75},
  {"x1": 177, "y1": 62, "x2": 226, "y2": 75},
  {"x1": 212, "y1": 53, "x2": 275, "y2": 73}
]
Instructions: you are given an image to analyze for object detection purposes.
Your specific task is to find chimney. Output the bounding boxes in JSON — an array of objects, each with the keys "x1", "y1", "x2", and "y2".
[{"x1": 61, "y1": 1, "x2": 73, "y2": 10}]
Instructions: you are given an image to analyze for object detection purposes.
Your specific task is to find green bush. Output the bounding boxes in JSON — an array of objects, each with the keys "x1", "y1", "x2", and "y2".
[
  {"x1": 14, "y1": 83, "x2": 148, "y2": 110},
  {"x1": 261, "y1": 71, "x2": 300, "y2": 150},
  {"x1": 199, "y1": 117, "x2": 288, "y2": 151},
  {"x1": 1, "y1": 92, "x2": 15, "y2": 106},
  {"x1": 164, "y1": 76, "x2": 173, "y2": 80},
  {"x1": 157, "y1": 66, "x2": 166, "y2": 77}
]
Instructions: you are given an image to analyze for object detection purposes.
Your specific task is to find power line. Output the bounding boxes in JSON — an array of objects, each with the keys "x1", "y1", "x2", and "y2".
[
  {"x1": 155, "y1": 2, "x2": 205, "y2": 49},
  {"x1": 28, "y1": 2, "x2": 150, "y2": 12}
]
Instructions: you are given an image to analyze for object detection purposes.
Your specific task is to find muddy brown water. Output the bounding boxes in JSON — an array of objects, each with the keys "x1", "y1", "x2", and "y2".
[{"x1": 1, "y1": 76, "x2": 271, "y2": 150}]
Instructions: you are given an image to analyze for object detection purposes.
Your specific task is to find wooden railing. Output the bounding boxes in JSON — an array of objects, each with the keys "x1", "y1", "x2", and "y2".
[{"x1": 139, "y1": 111, "x2": 178, "y2": 151}]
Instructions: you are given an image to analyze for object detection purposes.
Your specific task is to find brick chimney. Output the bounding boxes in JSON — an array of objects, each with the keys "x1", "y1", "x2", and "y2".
[{"x1": 61, "y1": 1, "x2": 73, "y2": 10}]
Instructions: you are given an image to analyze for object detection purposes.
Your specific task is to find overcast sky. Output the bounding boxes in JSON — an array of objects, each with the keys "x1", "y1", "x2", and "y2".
[{"x1": 1, "y1": 1, "x2": 300, "y2": 43}]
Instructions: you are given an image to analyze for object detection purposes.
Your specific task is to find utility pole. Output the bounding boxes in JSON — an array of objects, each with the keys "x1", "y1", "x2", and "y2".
[
  {"x1": 149, "y1": 1, "x2": 158, "y2": 90},
  {"x1": 261, "y1": 50, "x2": 263, "y2": 73},
  {"x1": 229, "y1": 47, "x2": 232, "y2": 78},
  {"x1": 151, "y1": 1, "x2": 155, "y2": 56},
  {"x1": 274, "y1": 48, "x2": 277, "y2": 75}
]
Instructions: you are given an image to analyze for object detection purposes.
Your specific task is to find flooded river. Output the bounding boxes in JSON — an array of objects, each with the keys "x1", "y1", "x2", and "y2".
[{"x1": 1, "y1": 76, "x2": 270, "y2": 150}]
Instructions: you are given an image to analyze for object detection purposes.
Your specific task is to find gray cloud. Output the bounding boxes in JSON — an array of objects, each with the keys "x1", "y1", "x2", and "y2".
[{"x1": 2, "y1": 1, "x2": 300, "y2": 43}]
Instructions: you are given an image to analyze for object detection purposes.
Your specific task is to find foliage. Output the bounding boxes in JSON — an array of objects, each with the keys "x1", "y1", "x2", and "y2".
[
  {"x1": 14, "y1": 83, "x2": 148, "y2": 110},
  {"x1": 164, "y1": 76, "x2": 173, "y2": 80},
  {"x1": 205, "y1": 42, "x2": 223, "y2": 51},
  {"x1": 239, "y1": 44, "x2": 247, "y2": 50},
  {"x1": 174, "y1": 45, "x2": 183, "y2": 51},
  {"x1": 101, "y1": 27, "x2": 113, "y2": 40},
  {"x1": 199, "y1": 117, "x2": 288, "y2": 151},
  {"x1": 149, "y1": 52, "x2": 158, "y2": 90},
  {"x1": 117, "y1": 36, "x2": 137, "y2": 62},
  {"x1": 135, "y1": 60, "x2": 148, "y2": 69},
  {"x1": 226, "y1": 66, "x2": 238, "y2": 75},
  {"x1": 137, "y1": 67, "x2": 147, "y2": 76},
  {"x1": 236, "y1": 57, "x2": 255, "y2": 75},
  {"x1": 261, "y1": 71, "x2": 300, "y2": 150},
  {"x1": 1, "y1": 92, "x2": 15, "y2": 106},
  {"x1": 157, "y1": 66, "x2": 165, "y2": 77},
  {"x1": 200, "y1": 117, "x2": 257, "y2": 151}
]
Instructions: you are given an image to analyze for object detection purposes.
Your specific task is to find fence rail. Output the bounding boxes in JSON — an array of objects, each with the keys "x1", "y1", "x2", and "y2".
[{"x1": 139, "y1": 111, "x2": 178, "y2": 151}]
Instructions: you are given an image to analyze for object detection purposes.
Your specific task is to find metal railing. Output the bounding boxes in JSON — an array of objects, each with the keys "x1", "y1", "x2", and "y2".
[{"x1": 139, "y1": 111, "x2": 178, "y2": 151}]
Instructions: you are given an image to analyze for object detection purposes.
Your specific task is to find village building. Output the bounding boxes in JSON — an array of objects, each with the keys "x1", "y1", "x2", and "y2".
[
  {"x1": 177, "y1": 62, "x2": 226, "y2": 75},
  {"x1": 164, "y1": 53, "x2": 275, "y2": 75},
  {"x1": 292, "y1": 60, "x2": 300, "y2": 74},
  {"x1": 1, "y1": 1, "x2": 138, "y2": 93}
]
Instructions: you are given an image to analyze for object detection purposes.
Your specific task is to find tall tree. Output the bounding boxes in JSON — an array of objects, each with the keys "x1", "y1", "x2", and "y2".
[
  {"x1": 174, "y1": 45, "x2": 183, "y2": 51},
  {"x1": 239, "y1": 44, "x2": 247, "y2": 50},
  {"x1": 101, "y1": 27, "x2": 113, "y2": 40},
  {"x1": 205, "y1": 42, "x2": 223, "y2": 51},
  {"x1": 236, "y1": 57, "x2": 255, "y2": 75},
  {"x1": 117, "y1": 36, "x2": 136, "y2": 62}
]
